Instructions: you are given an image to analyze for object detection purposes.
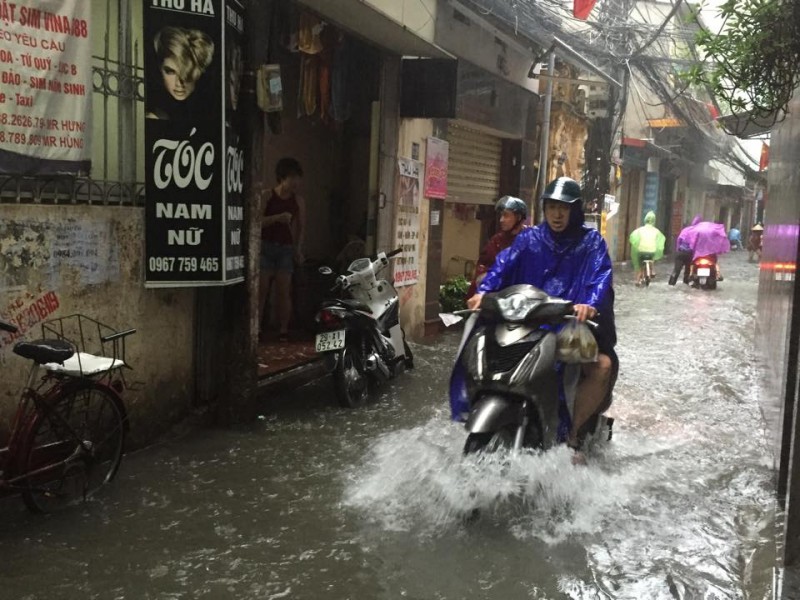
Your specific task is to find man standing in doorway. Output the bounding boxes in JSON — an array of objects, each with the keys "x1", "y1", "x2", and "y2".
[{"x1": 259, "y1": 158, "x2": 306, "y2": 342}]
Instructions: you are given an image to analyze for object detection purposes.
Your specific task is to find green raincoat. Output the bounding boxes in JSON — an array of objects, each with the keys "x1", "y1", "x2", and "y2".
[{"x1": 629, "y1": 211, "x2": 666, "y2": 271}]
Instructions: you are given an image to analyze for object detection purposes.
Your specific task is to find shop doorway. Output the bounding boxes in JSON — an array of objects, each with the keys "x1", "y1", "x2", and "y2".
[{"x1": 257, "y1": 23, "x2": 382, "y2": 378}]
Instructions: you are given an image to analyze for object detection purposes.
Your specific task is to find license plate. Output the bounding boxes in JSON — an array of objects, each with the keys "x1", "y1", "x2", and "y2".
[
  {"x1": 697, "y1": 268, "x2": 711, "y2": 277},
  {"x1": 316, "y1": 330, "x2": 346, "y2": 353}
]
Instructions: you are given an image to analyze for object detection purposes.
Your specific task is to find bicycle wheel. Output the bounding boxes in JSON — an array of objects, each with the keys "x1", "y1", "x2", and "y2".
[{"x1": 20, "y1": 383, "x2": 126, "y2": 513}]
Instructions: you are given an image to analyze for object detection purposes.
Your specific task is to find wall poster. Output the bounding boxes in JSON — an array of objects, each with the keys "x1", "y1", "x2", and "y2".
[
  {"x1": 424, "y1": 137, "x2": 448, "y2": 199},
  {"x1": 393, "y1": 157, "x2": 421, "y2": 287},
  {"x1": 0, "y1": 0, "x2": 93, "y2": 174},
  {"x1": 144, "y1": 0, "x2": 245, "y2": 287}
]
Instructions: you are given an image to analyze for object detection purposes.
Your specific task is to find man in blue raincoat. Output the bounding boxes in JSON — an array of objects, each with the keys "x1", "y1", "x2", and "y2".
[{"x1": 467, "y1": 177, "x2": 617, "y2": 463}]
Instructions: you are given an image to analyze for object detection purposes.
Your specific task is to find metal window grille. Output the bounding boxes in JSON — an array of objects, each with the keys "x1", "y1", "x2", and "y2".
[{"x1": 0, "y1": 0, "x2": 145, "y2": 206}]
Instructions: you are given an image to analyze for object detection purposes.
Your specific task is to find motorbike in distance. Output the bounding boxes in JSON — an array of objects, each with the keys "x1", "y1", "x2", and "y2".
[
  {"x1": 449, "y1": 285, "x2": 613, "y2": 455},
  {"x1": 315, "y1": 248, "x2": 414, "y2": 407},
  {"x1": 689, "y1": 255, "x2": 719, "y2": 290}
]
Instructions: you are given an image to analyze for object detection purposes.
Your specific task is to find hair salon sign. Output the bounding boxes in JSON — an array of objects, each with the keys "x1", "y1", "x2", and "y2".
[{"x1": 144, "y1": 0, "x2": 245, "y2": 287}]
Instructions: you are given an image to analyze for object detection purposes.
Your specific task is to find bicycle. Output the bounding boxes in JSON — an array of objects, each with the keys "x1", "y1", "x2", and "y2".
[
  {"x1": 636, "y1": 252, "x2": 656, "y2": 287},
  {"x1": 0, "y1": 314, "x2": 135, "y2": 513}
]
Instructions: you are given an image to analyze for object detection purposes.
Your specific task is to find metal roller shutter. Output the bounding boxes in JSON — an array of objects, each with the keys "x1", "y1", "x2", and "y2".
[{"x1": 446, "y1": 123, "x2": 502, "y2": 205}]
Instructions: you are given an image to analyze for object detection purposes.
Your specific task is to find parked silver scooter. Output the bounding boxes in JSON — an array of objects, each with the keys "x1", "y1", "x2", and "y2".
[{"x1": 316, "y1": 249, "x2": 414, "y2": 407}]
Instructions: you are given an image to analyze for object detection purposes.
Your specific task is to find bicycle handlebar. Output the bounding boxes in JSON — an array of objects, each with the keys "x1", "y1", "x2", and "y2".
[{"x1": 0, "y1": 319, "x2": 18, "y2": 334}]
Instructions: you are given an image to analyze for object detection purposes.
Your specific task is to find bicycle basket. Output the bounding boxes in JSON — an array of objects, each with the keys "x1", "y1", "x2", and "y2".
[{"x1": 41, "y1": 314, "x2": 135, "y2": 378}]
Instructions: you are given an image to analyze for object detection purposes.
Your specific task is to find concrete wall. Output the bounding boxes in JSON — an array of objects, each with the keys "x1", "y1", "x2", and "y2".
[
  {"x1": 0, "y1": 206, "x2": 195, "y2": 448},
  {"x1": 395, "y1": 119, "x2": 433, "y2": 340}
]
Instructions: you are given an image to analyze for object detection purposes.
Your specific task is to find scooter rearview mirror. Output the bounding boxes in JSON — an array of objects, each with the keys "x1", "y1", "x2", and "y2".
[{"x1": 319, "y1": 266, "x2": 333, "y2": 275}]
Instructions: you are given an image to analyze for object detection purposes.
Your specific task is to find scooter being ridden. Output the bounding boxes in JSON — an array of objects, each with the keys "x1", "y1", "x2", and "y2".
[
  {"x1": 449, "y1": 285, "x2": 614, "y2": 455},
  {"x1": 689, "y1": 255, "x2": 720, "y2": 290},
  {"x1": 315, "y1": 248, "x2": 413, "y2": 407}
]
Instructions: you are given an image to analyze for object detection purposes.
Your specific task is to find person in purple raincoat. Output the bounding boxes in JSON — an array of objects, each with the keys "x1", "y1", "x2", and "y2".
[
  {"x1": 685, "y1": 220, "x2": 731, "y2": 281},
  {"x1": 669, "y1": 214, "x2": 702, "y2": 286},
  {"x1": 466, "y1": 178, "x2": 617, "y2": 464}
]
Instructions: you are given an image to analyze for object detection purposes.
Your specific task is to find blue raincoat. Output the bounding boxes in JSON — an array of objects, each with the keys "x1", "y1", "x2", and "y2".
[
  {"x1": 449, "y1": 212, "x2": 617, "y2": 422},
  {"x1": 478, "y1": 225, "x2": 616, "y2": 350}
]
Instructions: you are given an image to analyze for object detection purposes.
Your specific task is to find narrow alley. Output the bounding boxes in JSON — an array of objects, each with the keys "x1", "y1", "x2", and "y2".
[{"x1": 0, "y1": 253, "x2": 775, "y2": 600}]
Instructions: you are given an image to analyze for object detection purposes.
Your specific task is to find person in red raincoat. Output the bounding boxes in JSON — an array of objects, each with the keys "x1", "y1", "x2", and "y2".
[{"x1": 466, "y1": 196, "x2": 529, "y2": 299}]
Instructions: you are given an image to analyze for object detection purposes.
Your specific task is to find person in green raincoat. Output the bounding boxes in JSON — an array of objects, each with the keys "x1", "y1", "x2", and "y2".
[{"x1": 629, "y1": 211, "x2": 666, "y2": 285}]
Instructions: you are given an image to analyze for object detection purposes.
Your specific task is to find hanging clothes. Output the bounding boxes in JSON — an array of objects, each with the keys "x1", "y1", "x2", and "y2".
[
  {"x1": 298, "y1": 55, "x2": 318, "y2": 117},
  {"x1": 297, "y1": 12, "x2": 324, "y2": 55}
]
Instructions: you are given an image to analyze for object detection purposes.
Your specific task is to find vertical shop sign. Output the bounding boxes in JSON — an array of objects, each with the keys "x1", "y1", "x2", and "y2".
[
  {"x1": 224, "y1": 0, "x2": 245, "y2": 282},
  {"x1": 144, "y1": 0, "x2": 245, "y2": 287},
  {"x1": 424, "y1": 137, "x2": 448, "y2": 199},
  {"x1": 394, "y1": 158, "x2": 421, "y2": 287},
  {"x1": 0, "y1": 0, "x2": 92, "y2": 174}
]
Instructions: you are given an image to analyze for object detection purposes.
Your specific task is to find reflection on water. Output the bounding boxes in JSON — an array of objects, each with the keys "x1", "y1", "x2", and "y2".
[{"x1": 0, "y1": 254, "x2": 777, "y2": 599}]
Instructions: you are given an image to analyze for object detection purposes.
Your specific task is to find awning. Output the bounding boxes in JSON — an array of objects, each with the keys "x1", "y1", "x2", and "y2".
[
  {"x1": 647, "y1": 118, "x2": 686, "y2": 129},
  {"x1": 299, "y1": 0, "x2": 453, "y2": 58},
  {"x1": 717, "y1": 112, "x2": 781, "y2": 138}
]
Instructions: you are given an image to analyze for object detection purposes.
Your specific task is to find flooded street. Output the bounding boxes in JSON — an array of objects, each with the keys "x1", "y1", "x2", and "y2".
[{"x1": 0, "y1": 253, "x2": 777, "y2": 599}]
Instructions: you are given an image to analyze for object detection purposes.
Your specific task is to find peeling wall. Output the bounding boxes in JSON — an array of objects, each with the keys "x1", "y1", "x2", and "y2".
[
  {"x1": 395, "y1": 119, "x2": 432, "y2": 340},
  {"x1": 0, "y1": 205, "x2": 195, "y2": 447}
]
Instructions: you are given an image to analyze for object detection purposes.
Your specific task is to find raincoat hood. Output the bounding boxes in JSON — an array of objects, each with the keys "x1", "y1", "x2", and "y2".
[
  {"x1": 644, "y1": 211, "x2": 656, "y2": 225},
  {"x1": 691, "y1": 214, "x2": 703, "y2": 226}
]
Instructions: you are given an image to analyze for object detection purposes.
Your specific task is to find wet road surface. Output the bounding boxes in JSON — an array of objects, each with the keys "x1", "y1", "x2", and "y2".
[{"x1": 0, "y1": 253, "x2": 776, "y2": 599}]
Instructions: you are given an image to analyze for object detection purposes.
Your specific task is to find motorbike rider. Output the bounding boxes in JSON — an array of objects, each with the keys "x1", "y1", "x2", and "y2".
[
  {"x1": 466, "y1": 196, "x2": 529, "y2": 299},
  {"x1": 629, "y1": 211, "x2": 665, "y2": 285},
  {"x1": 467, "y1": 177, "x2": 617, "y2": 464},
  {"x1": 669, "y1": 214, "x2": 702, "y2": 286},
  {"x1": 685, "y1": 220, "x2": 730, "y2": 281}
]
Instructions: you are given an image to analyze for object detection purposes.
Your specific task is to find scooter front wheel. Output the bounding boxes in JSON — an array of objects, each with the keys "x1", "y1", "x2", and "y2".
[
  {"x1": 334, "y1": 346, "x2": 369, "y2": 408},
  {"x1": 463, "y1": 427, "x2": 515, "y2": 455}
]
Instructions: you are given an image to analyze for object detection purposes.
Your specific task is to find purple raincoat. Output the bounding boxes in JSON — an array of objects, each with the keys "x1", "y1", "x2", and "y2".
[
  {"x1": 685, "y1": 221, "x2": 731, "y2": 259},
  {"x1": 676, "y1": 215, "x2": 703, "y2": 252}
]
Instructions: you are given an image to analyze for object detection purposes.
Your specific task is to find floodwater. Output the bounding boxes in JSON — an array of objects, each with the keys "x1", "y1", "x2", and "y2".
[{"x1": 0, "y1": 252, "x2": 778, "y2": 599}]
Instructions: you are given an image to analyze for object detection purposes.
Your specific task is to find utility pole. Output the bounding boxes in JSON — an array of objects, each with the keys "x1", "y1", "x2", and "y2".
[{"x1": 536, "y1": 50, "x2": 556, "y2": 212}]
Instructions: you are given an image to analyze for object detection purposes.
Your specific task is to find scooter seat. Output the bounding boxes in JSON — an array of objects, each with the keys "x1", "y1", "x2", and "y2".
[{"x1": 323, "y1": 299, "x2": 372, "y2": 313}]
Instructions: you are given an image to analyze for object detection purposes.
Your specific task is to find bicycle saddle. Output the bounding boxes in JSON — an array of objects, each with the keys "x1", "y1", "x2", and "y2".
[{"x1": 13, "y1": 339, "x2": 75, "y2": 365}]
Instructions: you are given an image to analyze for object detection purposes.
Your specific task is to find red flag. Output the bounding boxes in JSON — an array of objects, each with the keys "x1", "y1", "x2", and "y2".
[
  {"x1": 759, "y1": 142, "x2": 769, "y2": 171},
  {"x1": 573, "y1": 0, "x2": 597, "y2": 19}
]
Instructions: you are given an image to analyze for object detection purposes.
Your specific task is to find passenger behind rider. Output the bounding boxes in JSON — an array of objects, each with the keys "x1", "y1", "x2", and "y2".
[
  {"x1": 466, "y1": 196, "x2": 529, "y2": 299},
  {"x1": 628, "y1": 211, "x2": 665, "y2": 285},
  {"x1": 467, "y1": 178, "x2": 617, "y2": 465}
]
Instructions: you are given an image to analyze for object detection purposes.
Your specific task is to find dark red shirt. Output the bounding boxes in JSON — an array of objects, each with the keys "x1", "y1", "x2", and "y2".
[
  {"x1": 262, "y1": 190, "x2": 299, "y2": 246},
  {"x1": 467, "y1": 228, "x2": 526, "y2": 298}
]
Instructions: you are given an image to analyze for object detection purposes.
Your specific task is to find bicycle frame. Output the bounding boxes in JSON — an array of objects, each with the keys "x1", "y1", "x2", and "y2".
[{"x1": 0, "y1": 364, "x2": 125, "y2": 496}]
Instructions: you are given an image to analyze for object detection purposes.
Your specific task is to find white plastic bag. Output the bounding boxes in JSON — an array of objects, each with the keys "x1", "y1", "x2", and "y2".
[{"x1": 556, "y1": 320, "x2": 598, "y2": 363}]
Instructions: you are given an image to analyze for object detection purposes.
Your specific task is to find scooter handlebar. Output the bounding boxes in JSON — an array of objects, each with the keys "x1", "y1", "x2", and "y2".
[{"x1": 386, "y1": 248, "x2": 403, "y2": 258}]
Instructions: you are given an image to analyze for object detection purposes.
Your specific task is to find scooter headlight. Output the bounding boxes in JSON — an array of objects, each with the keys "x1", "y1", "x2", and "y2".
[{"x1": 496, "y1": 293, "x2": 536, "y2": 322}]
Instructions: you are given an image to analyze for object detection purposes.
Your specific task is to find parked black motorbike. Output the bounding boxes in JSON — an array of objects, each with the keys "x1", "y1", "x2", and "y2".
[{"x1": 315, "y1": 248, "x2": 413, "y2": 407}]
